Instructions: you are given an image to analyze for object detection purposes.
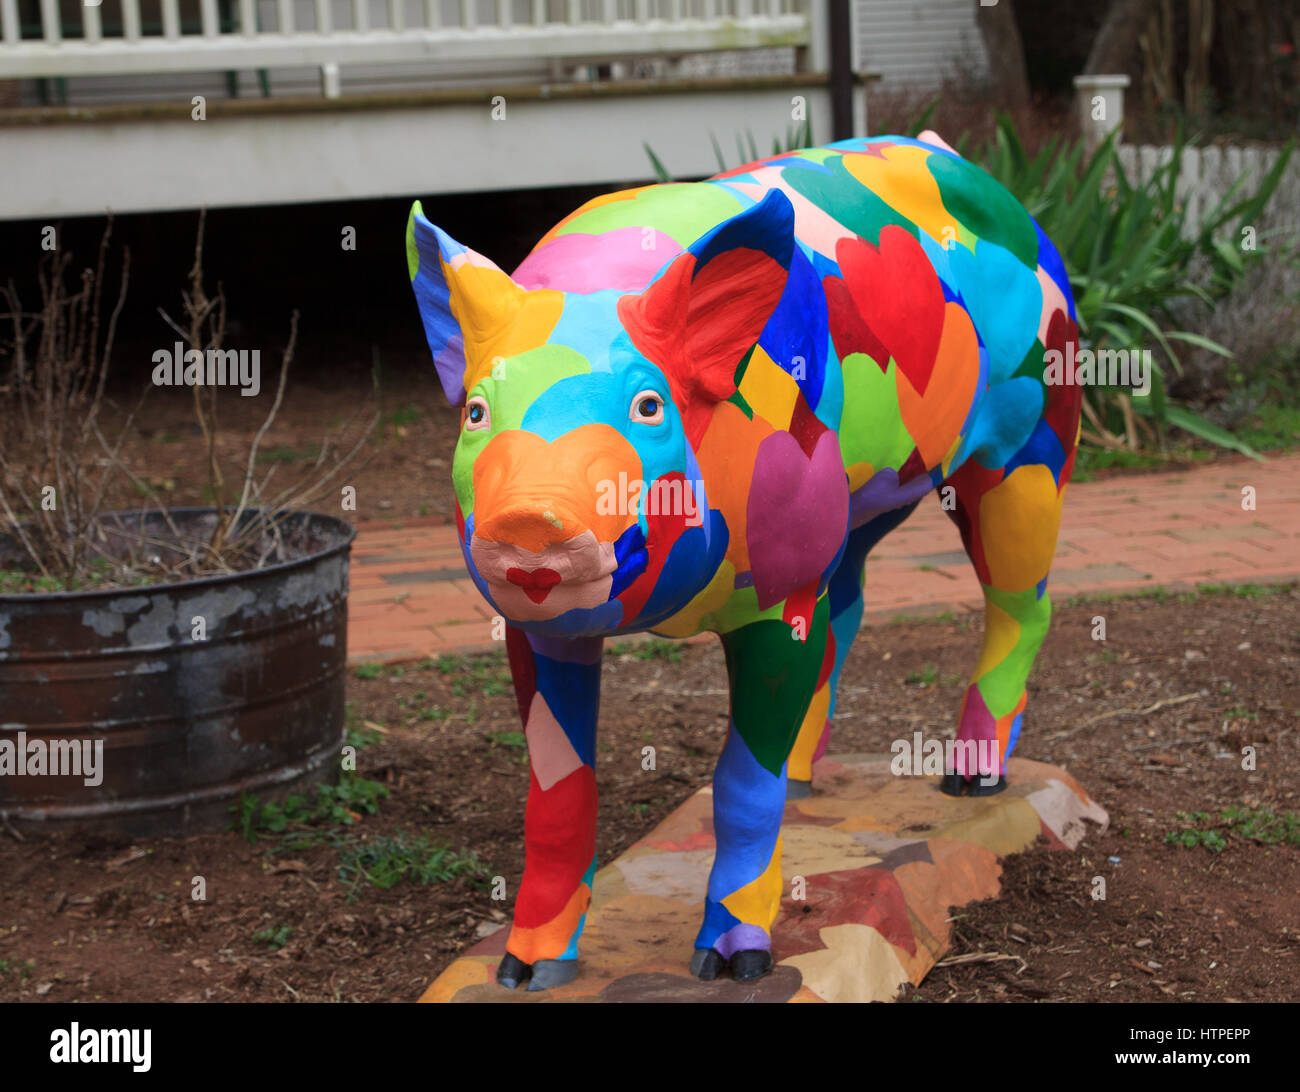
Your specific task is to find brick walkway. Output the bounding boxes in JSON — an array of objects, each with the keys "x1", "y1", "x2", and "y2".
[{"x1": 348, "y1": 454, "x2": 1300, "y2": 662}]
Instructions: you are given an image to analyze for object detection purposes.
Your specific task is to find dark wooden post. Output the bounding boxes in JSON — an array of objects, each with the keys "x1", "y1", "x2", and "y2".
[{"x1": 829, "y1": 0, "x2": 853, "y2": 141}]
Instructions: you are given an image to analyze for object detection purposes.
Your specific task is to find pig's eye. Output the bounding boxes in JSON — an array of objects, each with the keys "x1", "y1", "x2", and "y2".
[
  {"x1": 465, "y1": 397, "x2": 491, "y2": 431},
  {"x1": 630, "y1": 391, "x2": 664, "y2": 425}
]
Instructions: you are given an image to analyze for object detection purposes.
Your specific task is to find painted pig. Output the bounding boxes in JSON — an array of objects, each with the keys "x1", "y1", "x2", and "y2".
[{"x1": 407, "y1": 132, "x2": 1082, "y2": 989}]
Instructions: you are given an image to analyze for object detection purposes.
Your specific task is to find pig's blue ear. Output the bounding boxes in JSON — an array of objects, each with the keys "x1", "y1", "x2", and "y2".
[
  {"x1": 690, "y1": 187, "x2": 796, "y2": 272},
  {"x1": 406, "y1": 201, "x2": 523, "y2": 406}
]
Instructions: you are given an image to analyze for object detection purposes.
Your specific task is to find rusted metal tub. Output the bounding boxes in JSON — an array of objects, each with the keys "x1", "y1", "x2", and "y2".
[{"x1": 0, "y1": 509, "x2": 354, "y2": 836}]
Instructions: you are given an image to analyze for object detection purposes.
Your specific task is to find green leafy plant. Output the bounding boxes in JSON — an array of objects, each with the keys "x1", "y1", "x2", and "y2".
[
  {"x1": 232, "y1": 770, "x2": 389, "y2": 844},
  {"x1": 644, "y1": 119, "x2": 814, "y2": 184},
  {"x1": 971, "y1": 115, "x2": 1294, "y2": 458},
  {"x1": 650, "y1": 112, "x2": 1294, "y2": 460}
]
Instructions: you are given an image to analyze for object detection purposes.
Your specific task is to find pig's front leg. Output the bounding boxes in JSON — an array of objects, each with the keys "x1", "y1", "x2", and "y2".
[
  {"x1": 692, "y1": 596, "x2": 830, "y2": 982},
  {"x1": 496, "y1": 627, "x2": 603, "y2": 992}
]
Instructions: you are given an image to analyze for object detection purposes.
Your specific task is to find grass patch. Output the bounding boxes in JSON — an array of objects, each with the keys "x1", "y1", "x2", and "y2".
[
  {"x1": 1058, "y1": 582, "x2": 1294, "y2": 609},
  {"x1": 335, "y1": 831, "x2": 487, "y2": 897},
  {"x1": 344, "y1": 722, "x2": 383, "y2": 750},
  {"x1": 252, "y1": 924, "x2": 293, "y2": 950},
  {"x1": 487, "y1": 729, "x2": 528, "y2": 764},
  {"x1": 1165, "y1": 807, "x2": 1300, "y2": 853},
  {"x1": 257, "y1": 443, "x2": 321, "y2": 465},
  {"x1": 1070, "y1": 445, "x2": 1216, "y2": 482},
  {"x1": 1235, "y1": 404, "x2": 1300, "y2": 452},
  {"x1": 904, "y1": 663, "x2": 939, "y2": 686},
  {"x1": 0, "y1": 560, "x2": 152, "y2": 594},
  {"x1": 387, "y1": 403, "x2": 420, "y2": 428},
  {"x1": 435, "y1": 651, "x2": 512, "y2": 697},
  {"x1": 610, "y1": 637, "x2": 688, "y2": 663},
  {"x1": 0, "y1": 959, "x2": 35, "y2": 981},
  {"x1": 887, "y1": 610, "x2": 958, "y2": 626}
]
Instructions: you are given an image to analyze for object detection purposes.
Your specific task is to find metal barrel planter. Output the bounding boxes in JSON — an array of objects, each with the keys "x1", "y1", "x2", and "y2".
[{"x1": 0, "y1": 509, "x2": 355, "y2": 836}]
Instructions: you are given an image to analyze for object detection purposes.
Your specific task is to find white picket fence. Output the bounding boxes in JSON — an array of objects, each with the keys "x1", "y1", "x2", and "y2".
[{"x1": 1118, "y1": 143, "x2": 1300, "y2": 239}]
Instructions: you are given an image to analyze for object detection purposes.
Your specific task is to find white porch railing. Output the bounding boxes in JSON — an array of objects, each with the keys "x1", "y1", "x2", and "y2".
[{"x1": 0, "y1": 0, "x2": 818, "y2": 98}]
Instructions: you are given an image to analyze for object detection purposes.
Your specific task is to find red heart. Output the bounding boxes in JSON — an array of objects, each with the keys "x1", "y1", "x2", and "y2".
[{"x1": 505, "y1": 567, "x2": 562, "y2": 604}]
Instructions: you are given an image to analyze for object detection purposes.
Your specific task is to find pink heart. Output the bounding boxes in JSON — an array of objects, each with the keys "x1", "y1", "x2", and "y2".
[{"x1": 745, "y1": 430, "x2": 849, "y2": 610}]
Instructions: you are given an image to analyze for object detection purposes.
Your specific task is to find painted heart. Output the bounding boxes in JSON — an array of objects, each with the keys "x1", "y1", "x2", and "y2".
[
  {"x1": 506, "y1": 566, "x2": 563, "y2": 604},
  {"x1": 745, "y1": 429, "x2": 849, "y2": 610}
]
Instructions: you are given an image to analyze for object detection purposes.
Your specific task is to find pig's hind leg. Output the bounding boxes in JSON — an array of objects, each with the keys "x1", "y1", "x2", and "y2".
[
  {"x1": 787, "y1": 502, "x2": 922, "y2": 797},
  {"x1": 936, "y1": 444, "x2": 1075, "y2": 796}
]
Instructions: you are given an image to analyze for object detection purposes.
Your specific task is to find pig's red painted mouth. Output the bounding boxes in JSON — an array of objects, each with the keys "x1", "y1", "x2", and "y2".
[{"x1": 505, "y1": 566, "x2": 563, "y2": 604}]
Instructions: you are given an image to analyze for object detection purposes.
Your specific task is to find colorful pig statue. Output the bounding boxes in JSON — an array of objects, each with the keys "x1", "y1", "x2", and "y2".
[{"x1": 407, "y1": 132, "x2": 1082, "y2": 989}]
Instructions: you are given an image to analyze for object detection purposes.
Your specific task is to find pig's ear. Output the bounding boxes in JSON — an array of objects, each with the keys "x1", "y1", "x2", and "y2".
[
  {"x1": 407, "y1": 200, "x2": 526, "y2": 406},
  {"x1": 618, "y1": 189, "x2": 794, "y2": 440}
]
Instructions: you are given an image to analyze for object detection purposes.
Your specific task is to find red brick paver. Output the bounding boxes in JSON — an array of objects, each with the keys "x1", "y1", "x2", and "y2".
[{"x1": 347, "y1": 455, "x2": 1300, "y2": 662}]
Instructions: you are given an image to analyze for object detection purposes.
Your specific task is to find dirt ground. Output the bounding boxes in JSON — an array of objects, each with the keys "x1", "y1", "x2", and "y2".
[{"x1": 1, "y1": 584, "x2": 1295, "y2": 1003}]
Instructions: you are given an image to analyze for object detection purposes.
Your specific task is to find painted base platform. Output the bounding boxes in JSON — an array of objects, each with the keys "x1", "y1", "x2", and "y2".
[{"x1": 420, "y1": 754, "x2": 1108, "y2": 1003}]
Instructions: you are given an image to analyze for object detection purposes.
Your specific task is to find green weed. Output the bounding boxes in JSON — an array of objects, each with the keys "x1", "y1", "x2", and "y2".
[
  {"x1": 334, "y1": 831, "x2": 487, "y2": 897},
  {"x1": 252, "y1": 924, "x2": 293, "y2": 950}
]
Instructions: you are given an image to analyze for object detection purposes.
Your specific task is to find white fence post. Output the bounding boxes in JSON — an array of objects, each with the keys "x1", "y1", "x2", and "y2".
[
  {"x1": 1073, "y1": 74, "x2": 1130, "y2": 152},
  {"x1": 321, "y1": 62, "x2": 341, "y2": 97}
]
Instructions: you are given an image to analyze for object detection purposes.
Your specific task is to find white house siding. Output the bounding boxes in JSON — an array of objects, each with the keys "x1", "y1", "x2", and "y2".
[{"x1": 853, "y1": 0, "x2": 988, "y2": 87}]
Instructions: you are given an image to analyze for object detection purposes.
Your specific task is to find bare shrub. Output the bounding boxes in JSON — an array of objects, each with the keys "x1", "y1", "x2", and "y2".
[
  {"x1": 0, "y1": 215, "x2": 377, "y2": 592},
  {"x1": 0, "y1": 222, "x2": 132, "y2": 586}
]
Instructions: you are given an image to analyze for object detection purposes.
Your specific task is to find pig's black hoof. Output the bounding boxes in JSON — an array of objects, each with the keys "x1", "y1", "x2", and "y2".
[
  {"x1": 729, "y1": 949, "x2": 773, "y2": 982},
  {"x1": 496, "y1": 952, "x2": 532, "y2": 989},
  {"x1": 526, "y1": 958, "x2": 579, "y2": 991},
  {"x1": 939, "y1": 771, "x2": 968, "y2": 796},
  {"x1": 786, "y1": 778, "x2": 813, "y2": 800},
  {"x1": 968, "y1": 774, "x2": 1007, "y2": 797},
  {"x1": 690, "y1": 948, "x2": 725, "y2": 981}
]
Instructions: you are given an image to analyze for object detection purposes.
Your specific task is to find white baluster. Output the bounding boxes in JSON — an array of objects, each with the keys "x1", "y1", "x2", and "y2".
[
  {"x1": 39, "y1": 0, "x2": 60, "y2": 45},
  {"x1": 0, "y1": 0, "x2": 18, "y2": 45},
  {"x1": 83, "y1": 2, "x2": 102, "y2": 42},
  {"x1": 161, "y1": 0, "x2": 180, "y2": 39},
  {"x1": 200, "y1": 0, "x2": 219, "y2": 37},
  {"x1": 121, "y1": 0, "x2": 142, "y2": 40}
]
